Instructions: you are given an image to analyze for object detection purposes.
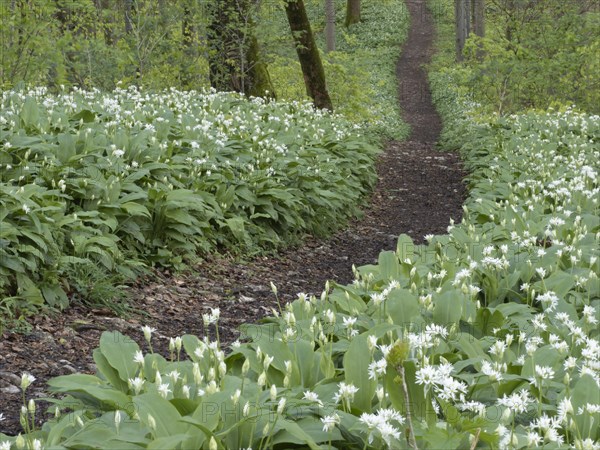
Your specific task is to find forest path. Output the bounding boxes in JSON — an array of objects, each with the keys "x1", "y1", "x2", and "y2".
[{"x1": 0, "y1": 0, "x2": 466, "y2": 436}]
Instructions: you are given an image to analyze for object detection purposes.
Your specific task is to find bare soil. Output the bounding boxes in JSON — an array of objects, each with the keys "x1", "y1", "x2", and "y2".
[{"x1": 0, "y1": 0, "x2": 466, "y2": 436}]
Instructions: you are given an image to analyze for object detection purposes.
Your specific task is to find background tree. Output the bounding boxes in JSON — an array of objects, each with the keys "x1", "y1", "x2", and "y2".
[
  {"x1": 455, "y1": 0, "x2": 470, "y2": 61},
  {"x1": 284, "y1": 0, "x2": 332, "y2": 110},
  {"x1": 207, "y1": 0, "x2": 274, "y2": 97},
  {"x1": 325, "y1": 0, "x2": 335, "y2": 52},
  {"x1": 345, "y1": 0, "x2": 360, "y2": 27}
]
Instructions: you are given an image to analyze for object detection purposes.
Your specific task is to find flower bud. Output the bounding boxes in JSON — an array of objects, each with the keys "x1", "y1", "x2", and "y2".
[{"x1": 242, "y1": 359, "x2": 250, "y2": 376}]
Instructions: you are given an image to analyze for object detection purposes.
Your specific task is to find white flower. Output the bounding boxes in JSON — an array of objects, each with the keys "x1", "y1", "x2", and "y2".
[
  {"x1": 21, "y1": 373, "x2": 35, "y2": 391},
  {"x1": 367, "y1": 335, "x2": 378, "y2": 352},
  {"x1": 536, "y1": 291, "x2": 558, "y2": 311},
  {"x1": 141, "y1": 326, "x2": 155, "y2": 342},
  {"x1": 128, "y1": 377, "x2": 144, "y2": 394},
  {"x1": 257, "y1": 371, "x2": 267, "y2": 388},
  {"x1": 157, "y1": 383, "x2": 171, "y2": 399},
  {"x1": 526, "y1": 431, "x2": 542, "y2": 447},
  {"x1": 263, "y1": 354, "x2": 274, "y2": 370},
  {"x1": 303, "y1": 390, "x2": 323, "y2": 407},
  {"x1": 557, "y1": 397, "x2": 573, "y2": 423},
  {"x1": 321, "y1": 413, "x2": 340, "y2": 432},
  {"x1": 378, "y1": 421, "x2": 401, "y2": 447},
  {"x1": 22, "y1": 204, "x2": 31, "y2": 214},
  {"x1": 415, "y1": 365, "x2": 438, "y2": 386},
  {"x1": 458, "y1": 400, "x2": 486, "y2": 417},
  {"x1": 277, "y1": 397, "x2": 286, "y2": 414},
  {"x1": 342, "y1": 316, "x2": 357, "y2": 328},
  {"x1": 133, "y1": 350, "x2": 145, "y2": 365},
  {"x1": 368, "y1": 359, "x2": 388, "y2": 380},
  {"x1": 333, "y1": 382, "x2": 359, "y2": 404},
  {"x1": 112, "y1": 149, "x2": 125, "y2": 157},
  {"x1": 496, "y1": 390, "x2": 533, "y2": 414},
  {"x1": 203, "y1": 308, "x2": 220, "y2": 326},
  {"x1": 0, "y1": 440, "x2": 10, "y2": 450},
  {"x1": 534, "y1": 365, "x2": 555, "y2": 381}
]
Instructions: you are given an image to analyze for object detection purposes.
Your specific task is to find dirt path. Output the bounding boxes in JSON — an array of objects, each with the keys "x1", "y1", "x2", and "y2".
[{"x1": 0, "y1": 0, "x2": 465, "y2": 435}]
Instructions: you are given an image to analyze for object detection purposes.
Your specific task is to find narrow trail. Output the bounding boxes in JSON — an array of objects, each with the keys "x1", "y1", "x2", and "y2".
[{"x1": 0, "y1": 0, "x2": 466, "y2": 435}]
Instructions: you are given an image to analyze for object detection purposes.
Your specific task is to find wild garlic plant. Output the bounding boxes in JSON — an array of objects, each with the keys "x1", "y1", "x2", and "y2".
[{"x1": 0, "y1": 86, "x2": 378, "y2": 313}]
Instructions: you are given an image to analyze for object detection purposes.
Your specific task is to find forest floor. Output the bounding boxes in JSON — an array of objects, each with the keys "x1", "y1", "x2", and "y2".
[{"x1": 0, "y1": 0, "x2": 466, "y2": 435}]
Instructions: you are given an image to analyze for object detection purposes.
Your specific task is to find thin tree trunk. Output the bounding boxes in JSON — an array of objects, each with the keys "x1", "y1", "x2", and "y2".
[
  {"x1": 285, "y1": 0, "x2": 333, "y2": 110},
  {"x1": 473, "y1": 0, "x2": 485, "y2": 59},
  {"x1": 455, "y1": 0, "x2": 469, "y2": 61},
  {"x1": 345, "y1": 0, "x2": 360, "y2": 27},
  {"x1": 325, "y1": 0, "x2": 335, "y2": 52},
  {"x1": 124, "y1": 0, "x2": 133, "y2": 34},
  {"x1": 473, "y1": 0, "x2": 484, "y2": 37}
]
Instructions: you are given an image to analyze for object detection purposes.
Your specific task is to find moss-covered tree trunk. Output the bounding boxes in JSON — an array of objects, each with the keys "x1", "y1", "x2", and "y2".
[
  {"x1": 207, "y1": 0, "x2": 274, "y2": 98},
  {"x1": 284, "y1": 0, "x2": 333, "y2": 110},
  {"x1": 345, "y1": 0, "x2": 361, "y2": 27}
]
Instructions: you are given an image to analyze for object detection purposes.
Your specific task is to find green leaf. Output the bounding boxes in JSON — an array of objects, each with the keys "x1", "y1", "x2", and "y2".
[
  {"x1": 571, "y1": 375, "x2": 600, "y2": 440},
  {"x1": 93, "y1": 348, "x2": 129, "y2": 393},
  {"x1": 386, "y1": 289, "x2": 420, "y2": 326},
  {"x1": 344, "y1": 332, "x2": 376, "y2": 412},
  {"x1": 433, "y1": 290, "x2": 463, "y2": 327},
  {"x1": 378, "y1": 251, "x2": 400, "y2": 281},
  {"x1": 396, "y1": 234, "x2": 415, "y2": 261},
  {"x1": 271, "y1": 419, "x2": 322, "y2": 450},
  {"x1": 133, "y1": 393, "x2": 186, "y2": 438},
  {"x1": 99, "y1": 331, "x2": 140, "y2": 384},
  {"x1": 48, "y1": 374, "x2": 130, "y2": 409}
]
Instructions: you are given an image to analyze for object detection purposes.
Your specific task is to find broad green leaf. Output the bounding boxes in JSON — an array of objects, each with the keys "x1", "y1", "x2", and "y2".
[
  {"x1": 378, "y1": 250, "x2": 400, "y2": 281},
  {"x1": 93, "y1": 348, "x2": 129, "y2": 393},
  {"x1": 99, "y1": 331, "x2": 140, "y2": 384},
  {"x1": 433, "y1": 290, "x2": 463, "y2": 326},
  {"x1": 386, "y1": 288, "x2": 420, "y2": 326},
  {"x1": 571, "y1": 375, "x2": 600, "y2": 440},
  {"x1": 396, "y1": 233, "x2": 415, "y2": 261},
  {"x1": 133, "y1": 393, "x2": 186, "y2": 438},
  {"x1": 48, "y1": 374, "x2": 130, "y2": 409}
]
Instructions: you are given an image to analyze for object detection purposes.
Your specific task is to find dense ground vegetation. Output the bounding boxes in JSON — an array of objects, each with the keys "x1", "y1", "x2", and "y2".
[
  {"x1": 430, "y1": 0, "x2": 600, "y2": 115},
  {"x1": 1, "y1": 0, "x2": 599, "y2": 448},
  {"x1": 0, "y1": 87, "x2": 378, "y2": 321}
]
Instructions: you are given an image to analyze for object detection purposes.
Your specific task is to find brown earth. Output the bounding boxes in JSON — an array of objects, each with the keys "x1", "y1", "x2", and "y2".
[{"x1": 0, "y1": 0, "x2": 466, "y2": 436}]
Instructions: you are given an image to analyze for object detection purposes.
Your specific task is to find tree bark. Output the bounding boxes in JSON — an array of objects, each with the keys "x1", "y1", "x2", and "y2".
[
  {"x1": 325, "y1": 0, "x2": 335, "y2": 52},
  {"x1": 207, "y1": 0, "x2": 274, "y2": 98},
  {"x1": 455, "y1": 0, "x2": 469, "y2": 61},
  {"x1": 345, "y1": 0, "x2": 360, "y2": 27},
  {"x1": 473, "y1": 0, "x2": 484, "y2": 37},
  {"x1": 472, "y1": 0, "x2": 485, "y2": 59},
  {"x1": 285, "y1": 0, "x2": 333, "y2": 110},
  {"x1": 124, "y1": 0, "x2": 133, "y2": 34}
]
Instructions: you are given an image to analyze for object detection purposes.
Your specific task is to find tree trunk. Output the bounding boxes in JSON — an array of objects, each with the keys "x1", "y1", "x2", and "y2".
[
  {"x1": 473, "y1": 0, "x2": 484, "y2": 37},
  {"x1": 325, "y1": 0, "x2": 335, "y2": 52},
  {"x1": 207, "y1": 0, "x2": 274, "y2": 98},
  {"x1": 246, "y1": 35, "x2": 276, "y2": 99},
  {"x1": 285, "y1": 0, "x2": 333, "y2": 110},
  {"x1": 345, "y1": 0, "x2": 360, "y2": 27},
  {"x1": 124, "y1": 0, "x2": 133, "y2": 34},
  {"x1": 472, "y1": 0, "x2": 485, "y2": 59},
  {"x1": 455, "y1": 0, "x2": 469, "y2": 61}
]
